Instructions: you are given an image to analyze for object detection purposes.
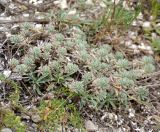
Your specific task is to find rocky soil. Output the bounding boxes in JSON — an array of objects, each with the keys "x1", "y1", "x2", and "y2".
[{"x1": 0, "y1": 0, "x2": 160, "y2": 132}]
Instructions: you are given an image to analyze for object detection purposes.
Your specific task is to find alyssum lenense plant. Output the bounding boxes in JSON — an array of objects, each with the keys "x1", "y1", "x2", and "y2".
[{"x1": 8, "y1": 23, "x2": 155, "y2": 109}]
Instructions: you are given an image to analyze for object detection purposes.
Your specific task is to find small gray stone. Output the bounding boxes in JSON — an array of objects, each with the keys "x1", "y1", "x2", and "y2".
[
  {"x1": 3, "y1": 70, "x2": 11, "y2": 78},
  {"x1": 85, "y1": 120, "x2": 98, "y2": 132},
  {"x1": 1, "y1": 128, "x2": 12, "y2": 132},
  {"x1": 21, "y1": 114, "x2": 30, "y2": 120},
  {"x1": 0, "y1": 0, "x2": 9, "y2": 6},
  {"x1": 142, "y1": 21, "x2": 151, "y2": 30},
  {"x1": 31, "y1": 114, "x2": 42, "y2": 123}
]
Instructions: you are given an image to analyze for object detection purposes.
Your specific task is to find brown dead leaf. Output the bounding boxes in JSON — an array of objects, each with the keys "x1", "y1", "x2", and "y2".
[{"x1": 43, "y1": 107, "x2": 51, "y2": 120}]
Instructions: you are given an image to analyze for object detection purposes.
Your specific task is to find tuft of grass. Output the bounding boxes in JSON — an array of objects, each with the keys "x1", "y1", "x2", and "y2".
[
  {"x1": 151, "y1": 39, "x2": 160, "y2": 54},
  {"x1": 38, "y1": 98, "x2": 83, "y2": 131},
  {"x1": 0, "y1": 108, "x2": 26, "y2": 132},
  {"x1": 0, "y1": 74, "x2": 21, "y2": 106},
  {"x1": 151, "y1": 0, "x2": 160, "y2": 20}
]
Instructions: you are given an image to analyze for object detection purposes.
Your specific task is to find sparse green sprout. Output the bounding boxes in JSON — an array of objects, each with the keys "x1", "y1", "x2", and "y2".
[
  {"x1": 23, "y1": 56, "x2": 35, "y2": 66},
  {"x1": 101, "y1": 62, "x2": 109, "y2": 70},
  {"x1": 115, "y1": 52, "x2": 124, "y2": 60},
  {"x1": 39, "y1": 65, "x2": 51, "y2": 75},
  {"x1": 73, "y1": 27, "x2": 86, "y2": 37},
  {"x1": 118, "y1": 92, "x2": 128, "y2": 107},
  {"x1": 119, "y1": 78, "x2": 134, "y2": 87},
  {"x1": 119, "y1": 70, "x2": 139, "y2": 81},
  {"x1": 90, "y1": 59, "x2": 107, "y2": 72},
  {"x1": 77, "y1": 42, "x2": 87, "y2": 50},
  {"x1": 65, "y1": 40, "x2": 75, "y2": 48},
  {"x1": 108, "y1": 53, "x2": 115, "y2": 60},
  {"x1": 15, "y1": 64, "x2": 28, "y2": 74},
  {"x1": 57, "y1": 47, "x2": 67, "y2": 56},
  {"x1": 43, "y1": 43, "x2": 52, "y2": 52},
  {"x1": 101, "y1": 45, "x2": 112, "y2": 52},
  {"x1": 47, "y1": 25, "x2": 55, "y2": 33},
  {"x1": 116, "y1": 59, "x2": 129, "y2": 69},
  {"x1": 97, "y1": 47, "x2": 109, "y2": 59},
  {"x1": 119, "y1": 70, "x2": 132, "y2": 79},
  {"x1": 95, "y1": 77, "x2": 109, "y2": 89},
  {"x1": 42, "y1": 52, "x2": 51, "y2": 60},
  {"x1": 137, "y1": 86, "x2": 149, "y2": 101},
  {"x1": 9, "y1": 58, "x2": 19, "y2": 68},
  {"x1": 142, "y1": 56, "x2": 154, "y2": 65},
  {"x1": 151, "y1": 39, "x2": 160, "y2": 53},
  {"x1": 49, "y1": 61, "x2": 60, "y2": 71},
  {"x1": 21, "y1": 22, "x2": 32, "y2": 30},
  {"x1": 10, "y1": 35, "x2": 23, "y2": 44},
  {"x1": 75, "y1": 40, "x2": 88, "y2": 50},
  {"x1": 130, "y1": 70, "x2": 142, "y2": 79},
  {"x1": 65, "y1": 63, "x2": 79, "y2": 75},
  {"x1": 69, "y1": 81, "x2": 85, "y2": 93},
  {"x1": 144, "y1": 64, "x2": 155, "y2": 74},
  {"x1": 54, "y1": 33, "x2": 65, "y2": 42},
  {"x1": 29, "y1": 46, "x2": 41, "y2": 59},
  {"x1": 82, "y1": 72, "x2": 92, "y2": 85},
  {"x1": 96, "y1": 91, "x2": 107, "y2": 102},
  {"x1": 79, "y1": 50, "x2": 90, "y2": 61},
  {"x1": 90, "y1": 59, "x2": 102, "y2": 71},
  {"x1": 52, "y1": 40, "x2": 61, "y2": 47},
  {"x1": 21, "y1": 30, "x2": 30, "y2": 38},
  {"x1": 47, "y1": 10, "x2": 54, "y2": 18}
]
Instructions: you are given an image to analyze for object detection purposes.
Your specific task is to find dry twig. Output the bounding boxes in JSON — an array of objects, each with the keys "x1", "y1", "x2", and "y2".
[
  {"x1": 0, "y1": 18, "x2": 50, "y2": 24},
  {"x1": 12, "y1": 0, "x2": 57, "y2": 12}
]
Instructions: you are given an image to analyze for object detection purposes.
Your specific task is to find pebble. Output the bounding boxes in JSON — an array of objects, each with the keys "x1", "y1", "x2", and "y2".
[
  {"x1": 130, "y1": 121, "x2": 137, "y2": 130},
  {"x1": 108, "y1": 113, "x2": 114, "y2": 120},
  {"x1": 21, "y1": 114, "x2": 30, "y2": 120},
  {"x1": 132, "y1": 20, "x2": 137, "y2": 26},
  {"x1": 32, "y1": 123, "x2": 38, "y2": 128},
  {"x1": 29, "y1": 0, "x2": 41, "y2": 5},
  {"x1": 0, "y1": 0, "x2": 9, "y2": 5},
  {"x1": 85, "y1": 120, "x2": 98, "y2": 132},
  {"x1": 130, "y1": 44, "x2": 137, "y2": 49},
  {"x1": 142, "y1": 21, "x2": 151, "y2": 30},
  {"x1": 99, "y1": 127, "x2": 113, "y2": 132},
  {"x1": 123, "y1": 1, "x2": 130, "y2": 10},
  {"x1": 35, "y1": 24, "x2": 42, "y2": 29},
  {"x1": 101, "y1": 113, "x2": 107, "y2": 121},
  {"x1": 23, "y1": 14, "x2": 29, "y2": 17},
  {"x1": 68, "y1": 9, "x2": 76, "y2": 15},
  {"x1": 137, "y1": 12, "x2": 143, "y2": 20},
  {"x1": 0, "y1": 16, "x2": 11, "y2": 21},
  {"x1": 31, "y1": 114, "x2": 42, "y2": 123},
  {"x1": 1, "y1": 128, "x2": 12, "y2": 132},
  {"x1": 99, "y1": 2, "x2": 106, "y2": 8},
  {"x1": 125, "y1": 40, "x2": 132, "y2": 46},
  {"x1": 128, "y1": 31, "x2": 137, "y2": 40},
  {"x1": 134, "y1": 49, "x2": 140, "y2": 54},
  {"x1": 86, "y1": 0, "x2": 94, "y2": 5},
  {"x1": 60, "y1": 0, "x2": 68, "y2": 9},
  {"x1": 138, "y1": 43, "x2": 146, "y2": 50},
  {"x1": 128, "y1": 109, "x2": 135, "y2": 118},
  {"x1": 0, "y1": 60, "x2": 4, "y2": 70},
  {"x1": 3, "y1": 70, "x2": 11, "y2": 78},
  {"x1": 112, "y1": 0, "x2": 120, "y2": 5},
  {"x1": 136, "y1": 127, "x2": 145, "y2": 132},
  {"x1": 151, "y1": 32, "x2": 157, "y2": 39}
]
